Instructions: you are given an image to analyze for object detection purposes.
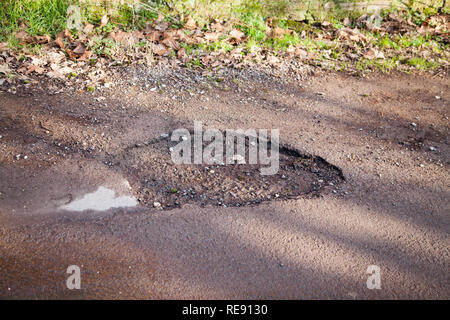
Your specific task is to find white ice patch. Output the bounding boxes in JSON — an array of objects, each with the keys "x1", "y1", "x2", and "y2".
[{"x1": 60, "y1": 186, "x2": 138, "y2": 212}]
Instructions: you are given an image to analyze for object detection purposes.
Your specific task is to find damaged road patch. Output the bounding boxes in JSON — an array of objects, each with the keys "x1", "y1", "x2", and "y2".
[{"x1": 112, "y1": 129, "x2": 345, "y2": 210}]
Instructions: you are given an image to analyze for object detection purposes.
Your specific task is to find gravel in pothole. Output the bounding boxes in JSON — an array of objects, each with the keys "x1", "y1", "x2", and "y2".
[{"x1": 111, "y1": 130, "x2": 344, "y2": 209}]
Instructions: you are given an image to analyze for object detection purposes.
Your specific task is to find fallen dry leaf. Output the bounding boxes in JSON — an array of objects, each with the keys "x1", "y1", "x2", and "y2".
[
  {"x1": 363, "y1": 48, "x2": 385, "y2": 59},
  {"x1": 15, "y1": 30, "x2": 34, "y2": 44},
  {"x1": 30, "y1": 57, "x2": 46, "y2": 66},
  {"x1": 144, "y1": 23, "x2": 154, "y2": 34},
  {"x1": 266, "y1": 54, "x2": 280, "y2": 66},
  {"x1": 230, "y1": 47, "x2": 244, "y2": 60},
  {"x1": 212, "y1": 21, "x2": 225, "y2": 32},
  {"x1": 65, "y1": 42, "x2": 92, "y2": 61},
  {"x1": 204, "y1": 32, "x2": 220, "y2": 42},
  {"x1": 183, "y1": 35, "x2": 198, "y2": 45},
  {"x1": 46, "y1": 70, "x2": 62, "y2": 79},
  {"x1": 177, "y1": 48, "x2": 190, "y2": 64},
  {"x1": 54, "y1": 38, "x2": 65, "y2": 49},
  {"x1": 177, "y1": 47, "x2": 186, "y2": 59},
  {"x1": 358, "y1": 14, "x2": 382, "y2": 31},
  {"x1": 46, "y1": 63, "x2": 74, "y2": 78},
  {"x1": 47, "y1": 51, "x2": 65, "y2": 64},
  {"x1": 286, "y1": 45, "x2": 295, "y2": 54},
  {"x1": 77, "y1": 50, "x2": 92, "y2": 61},
  {"x1": 146, "y1": 30, "x2": 162, "y2": 42},
  {"x1": 162, "y1": 36, "x2": 180, "y2": 50},
  {"x1": 155, "y1": 22, "x2": 169, "y2": 32},
  {"x1": 83, "y1": 23, "x2": 94, "y2": 35},
  {"x1": 35, "y1": 35, "x2": 51, "y2": 44},
  {"x1": 25, "y1": 64, "x2": 45, "y2": 75},
  {"x1": 194, "y1": 35, "x2": 206, "y2": 44},
  {"x1": 294, "y1": 47, "x2": 308, "y2": 59},
  {"x1": 100, "y1": 14, "x2": 109, "y2": 27},
  {"x1": 57, "y1": 66, "x2": 74, "y2": 75},
  {"x1": 271, "y1": 26, "x2": 287, "y2": 38},
  {"x1": 56, "y1": 29, "x2": 72, "y2": 41},
  {"x1": 132, "y1": 31, "x2": 145, "y2": 41},
  {"x1": 164, "y1": 29, "x2": 179, "y2": 39},
  {"x1": 17, "y1": 65, "x2": 28, "y2": 73},
  {"x1": 343, "y1": 18, "x2": 352, "y2": 26},
  {"x1": 0, "y1": 64, "x2": 11, "y2": 75},
  {"x1": 336, "y1": 27, "x2": 367, "y2": 43},
  {"x1": 72, "y1": 43, "x2": 86, "y2": 55},
  {"x1": 109, "y1": 31, "x2": 136, "y2": 46},
  {"x1": 229, "y1": 29, "x2": 245, "y2": 43},
  {"x1": 152, "y1": 43, "x2": 169, "y2": 56},
  {"x1": 65, "y1": 48, "x2": 76, "y2": 60},
  {"x1": 202, "y1": 55, "x2": 213, "y2": 65},
  {"x1": 184, "y1": 16, "x2": 197, "y2": 30}
]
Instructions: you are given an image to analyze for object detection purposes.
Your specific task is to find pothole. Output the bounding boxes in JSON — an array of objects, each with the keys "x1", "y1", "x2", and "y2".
[{"x1": 112, "y1": 130, "x2": 344, "y2": 209}]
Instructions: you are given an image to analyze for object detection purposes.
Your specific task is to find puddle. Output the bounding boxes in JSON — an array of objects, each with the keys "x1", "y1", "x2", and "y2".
[{"x1": 59, "y1": 186, "x2": 138, "y2": 212}]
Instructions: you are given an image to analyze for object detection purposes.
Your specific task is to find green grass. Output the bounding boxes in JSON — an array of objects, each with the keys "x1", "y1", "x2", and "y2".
[
  {"x1": 376, "y1": 57, "x2": 400, "y2": 72},
  {"x1": 269, "y1": 33, "x2": 301, "y2": 51},
  {"x1": 397, "y1": 34, "x2": 427, "y2": 48},
  {"x1": 372, "y1": 32, "x2": 447, "y2": 55},
  {"x1": 0, "y1": 0, "x2": 69, "y2": 39},
  {"x1": 376, "y1": 35, "x2": 400, "y2": 50},
  {"x1": 205, "y1": 40, "x2": 234, "y2": 53},
  {"x1": 237, "y1": 12, "x2": 267, "y2": 41},
  {"x1": 406, "y1": 56, "x2": 439, "y2": 70}
]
